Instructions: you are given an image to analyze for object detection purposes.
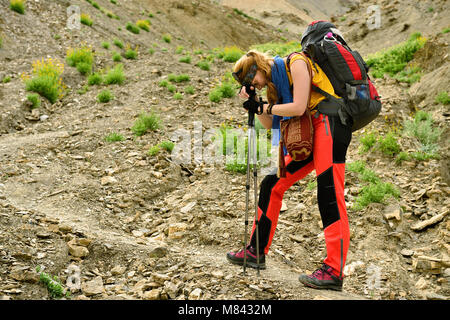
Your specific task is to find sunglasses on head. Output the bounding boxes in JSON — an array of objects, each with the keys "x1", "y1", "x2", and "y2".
[{"x1": 232, "y1": 63, "x2": 257, "y2": 86}]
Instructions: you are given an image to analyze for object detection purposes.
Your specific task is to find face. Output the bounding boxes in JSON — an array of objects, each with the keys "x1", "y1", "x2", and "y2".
[{"x1": 251, "y1": 70, "x2": 267, "y2": 90}]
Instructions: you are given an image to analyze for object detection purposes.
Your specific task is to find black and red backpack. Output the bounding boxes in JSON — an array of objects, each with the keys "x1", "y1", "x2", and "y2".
[{"x1": 294, "y1": 20, "x2": 382, "y2": 132}]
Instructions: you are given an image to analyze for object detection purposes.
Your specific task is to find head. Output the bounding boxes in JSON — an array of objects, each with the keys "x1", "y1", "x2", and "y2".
[{"x1": 232, "y1": 50, "x2": 278, "y2": 104}]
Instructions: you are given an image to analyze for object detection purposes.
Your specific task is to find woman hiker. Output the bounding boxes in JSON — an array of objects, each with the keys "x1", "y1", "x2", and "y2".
[{"x1": 226, "y1": 49, "x2": 353, "y2": 291}]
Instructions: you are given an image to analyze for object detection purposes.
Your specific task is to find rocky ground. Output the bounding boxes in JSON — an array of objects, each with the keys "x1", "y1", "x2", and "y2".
[{"x1": 0, "y1": 0, "x2": 449, "y2": 301}]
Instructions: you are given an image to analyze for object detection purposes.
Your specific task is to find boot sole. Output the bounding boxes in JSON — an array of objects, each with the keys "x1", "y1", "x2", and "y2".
[
  {"x1": 226, "y1": 255, "x2": 266, "y2": 270},
  {"x1": 298, "y1": 276, "x2": 343, "y2": 291}
]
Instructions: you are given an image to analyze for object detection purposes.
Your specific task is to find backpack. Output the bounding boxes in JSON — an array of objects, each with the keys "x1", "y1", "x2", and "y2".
[{"x1": 290, "y1": 20, "x2": 382, "y2": 132}]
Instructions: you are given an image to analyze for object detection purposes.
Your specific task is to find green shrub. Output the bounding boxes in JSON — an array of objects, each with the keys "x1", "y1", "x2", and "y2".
[
  {"x1": 112, "y1": 51, "x2": 122, "y2": 62},
  {"x1": 148, "y1": 48, "x2": 155, "y2": 55},
  {"x1": 97, "y1": 89, "x2": 113, "y2": 103},
  {"x1": 218, "y1": 82, "x2": 235, "y2": 98},
  {"x1": 167, "y1": 73, "x2": 190, "y2": 83},
  {"x1": 80, "y1": 13, "x2": 93, "y2": 26},
  {"x1": 173, "y1": 92, "x2": 182, "y2": 100},
  {"x1": 185, "y1": 85, "x2": 195, "y2": 94},
  {"x1": 403, "y1": 110, "x2": 442, "y2": 153},
  {"x1": 222, "y1": 46, "x2": 244, "y2": 63},
  {"x1": 147, "y1": 145, "x2": 160, "y2": 156},
  {"x1": 159, "y1": 140, "x2": 175, "y2": 152},
  {"x1": 105, "y1": 132, "x2": 124, "y2": 142},
  {"x1": 410, "y1": 151, "x2": 440, "y2": 161},
  {"x1": 91, "y1": 1, "x2": 100, "y2": 9},
  {"x1": 435, "y1": 91, "x2": 450, "y2": 105},
  {"x1": 209, "y1": 88, "x2": 223, "y2": 102},
  {"x1": 179, "y1": 55, "x2": 191, "y2": 64},
  {"x1": 10, "y1": 0, "x2": 25, "y2": 14},
  {"x1": 353, "y1": 181, "x2": 400, "y2": 210},
  {"x1": 131, "y1": 111, "x2": 161, "y2": 136},
  {"x1": 102, "y1": 42, "x2": 110, "y2": 49},
  {"x1": 378, "y1": 131, "x2": 401, "y2": 156},
  {"x1": 359, "y1": 132, "x2": 377, "y2": 153},
  {"x1": 2, "y1": 76, "x2": 11, "y2": 83},
  {"x1": 124, "y1": 49, "x2": 137, "y2": 59},
  {"x1": 162, "y1": 34, "x2": 171, "y2": 43},
  {"x1": 103, "y1": 63, "x2": 125, "y2": 85},
  {"x1": 196, "y1": 60, "x2": 210, "y2": 71},
  {"x1": 113, "y1": 39, "x2": 124, "y2": 49},
  {"x1": 24, "y1": 58, "x2": 65, "y2": 103},
  {"x1": 366, "y1": 32, "x2": 426, "y2": 81},
  {"x1": 395, "y1": 151, "x2": 410, "y2": 164},
  {"x1": 347, "y1": 161, "x2": 399, "y2": 210},
  {"x1": 346, "y1": 160, "x2": 366, "y2": 174},
  {"x1": 136, "y1": 19, "x2": 150, "y2": 32},
  {"x1": 76, "y1": 62, "x2": 92, "y2": 75},
  {"x1": 66, "y1": 45, "x2": 94, "y2": 75},
  {"x1": 159, "y1": 80, "x2": 169, "y2": 87},
  {"x1": 27, "y1": 93, "x2": 41, "y2": 109},
  {"x1": 209, "y1": 81, "x2": 236, "y2": 102},
  {"x1": 167, "y1": 84, "x2": 176, "y2": 93},
  {"x1": 175, "y1": 46, "x2": 184, "y2": 54},
  {"x1": 126, "y1": 22, "x2": 140, "y2": 34}
]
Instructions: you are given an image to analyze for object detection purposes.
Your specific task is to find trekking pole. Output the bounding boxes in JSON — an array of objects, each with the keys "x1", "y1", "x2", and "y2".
[
  {"x1": 243, "y1": 110, "x2": 251, "y2": 276},
  {"x1": 244, "y1": 108, "x2": 260, "y2": 276},
  {"x1": 251, "y1": 100, "x2": 261, "y2": 276},
  {"x1": 242, "y1": 85, "x2": 260, "y2": 276}
]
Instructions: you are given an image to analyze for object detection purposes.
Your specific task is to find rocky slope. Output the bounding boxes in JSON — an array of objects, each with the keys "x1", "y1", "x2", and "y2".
[{"x1": 0, "y1": 0, "x2": 448, "y2": 301}]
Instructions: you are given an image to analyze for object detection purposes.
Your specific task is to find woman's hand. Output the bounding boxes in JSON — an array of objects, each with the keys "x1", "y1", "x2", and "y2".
[{"x1": 238, "y1": 85, "x2": 255, "y2": 100}]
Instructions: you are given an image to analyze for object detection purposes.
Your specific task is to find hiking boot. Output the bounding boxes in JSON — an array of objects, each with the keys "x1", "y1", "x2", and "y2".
[
  {"x1": 226, "y1": 246, "x2": 266, "y2": 270},
  {"x1": 298, "y1": 264, "x2": 343, "y2": 291}
]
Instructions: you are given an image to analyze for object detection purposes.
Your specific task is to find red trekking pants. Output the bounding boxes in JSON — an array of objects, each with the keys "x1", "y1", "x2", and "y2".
[{"x1": 249, "y1": 113, "x2": 352, "y2": 278}]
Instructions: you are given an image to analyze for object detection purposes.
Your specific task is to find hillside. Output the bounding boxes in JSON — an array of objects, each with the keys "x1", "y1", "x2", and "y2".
[{"x1": 0, "y1": 0, "x2": 448, "y2": 302}]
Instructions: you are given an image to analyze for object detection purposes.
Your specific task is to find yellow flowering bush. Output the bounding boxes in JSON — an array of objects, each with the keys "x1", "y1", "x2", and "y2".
[
  {"x1": 22, "y1": 58, "x2": 66, "y2": 104},
  {"x1": 136, "y1": 20, "x2": 150, "y2": 32}
]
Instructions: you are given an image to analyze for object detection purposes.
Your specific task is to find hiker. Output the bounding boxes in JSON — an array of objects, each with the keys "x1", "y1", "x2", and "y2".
[{"x1": 226, "y1": 48, "x2": 353, "y2": 291}]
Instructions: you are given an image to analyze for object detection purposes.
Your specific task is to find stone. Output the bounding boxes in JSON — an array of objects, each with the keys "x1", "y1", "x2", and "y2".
[
  {"x1": 143, "y1": 289, "x2": 161, "y2": 300},
  {"x1": 188, "y1": 288, "x2": 202, "y2": 300},
  {"x1": 164, "y1": 281, "x2": 182, "y2": 299},
  {"x1": 211, "y1": 270, "x2": 224, "y2": 279},
  {"x1": 280, "y1": 201, "x2": 288, "y2": 212},
  {"x1": 426, "y1": 292, "x2": 448, "y2": 300},
  {"x1": 77, "y1": 238, "x2": 92, "y2": 247},
  {"x1": 411, "y1": 210, "x2": 448, "y2": 231},
  {"x1": 81, "y1": 276, "x2": 104, "y2": 296},
  {"x1": 111, "y1": 265, "x2": 126, "y2": 276},
  {"x1": 180, "y1": 201, "x2": 196, "y2": 214},
  {"x1": 68, "y1": 244, "x2": 89, "y2": 258},
  {"x1": 149, "y1": 246, "x2": 168, "y2": 258},
  {"x1": 400, "y1": 249, "x2": 414, "y2": 257},
  {"x1": 101, "y1": 176, "x2": 117, "y2": 186},
  {"x1": 412, "y1": 256, "x2": 442, "y2": 274},
  {"x1": 383, "y1": 204, "x2": 402, "y2": 221},
  {"x1": 414, "y1": 277, "x2": 428, "y2": 290},
  {"x1": 168, "y1": 223, "x2": 188, "y2": 239}
]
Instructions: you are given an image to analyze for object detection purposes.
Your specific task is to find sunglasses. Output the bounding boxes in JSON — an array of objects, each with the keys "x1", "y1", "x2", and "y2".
[{"x1": 232, "y1": 63, "x2": 257, "y2": 86}]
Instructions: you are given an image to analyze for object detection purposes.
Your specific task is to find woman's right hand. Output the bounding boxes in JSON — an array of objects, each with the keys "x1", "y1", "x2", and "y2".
[{"x1": 238, "y1": 85, "x2": 254, "y2": 100}]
